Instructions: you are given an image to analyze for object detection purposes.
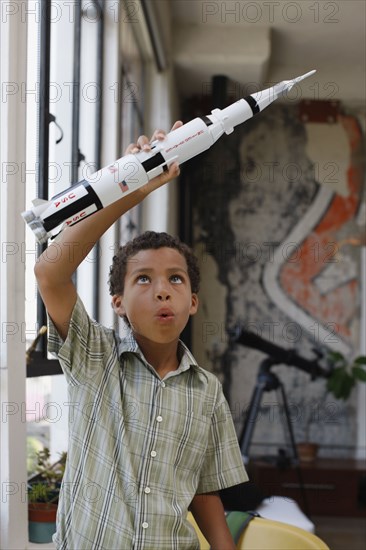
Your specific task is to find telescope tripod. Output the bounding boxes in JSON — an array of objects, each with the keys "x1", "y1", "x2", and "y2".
[
  {"x1": 238, "y1": 356, "x2": 310, "y2": 516},
  {"x1": 239, "y1": 357, "x2": 299, "y2": 464}
]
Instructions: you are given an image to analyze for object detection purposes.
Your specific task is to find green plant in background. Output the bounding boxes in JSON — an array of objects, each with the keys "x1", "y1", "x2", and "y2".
[
  {"x1": 28, "y1": 448, "x2": 67, "y2": 506},
  {"x1": 326, "y1": 352, "x2": 366, "y2": 400},
  {"x1": 28, "y1": 482, "x2": 58, "y2": 505},
  {"x1": 27, "y1": 436, "x2": 44, "y2": 475}
]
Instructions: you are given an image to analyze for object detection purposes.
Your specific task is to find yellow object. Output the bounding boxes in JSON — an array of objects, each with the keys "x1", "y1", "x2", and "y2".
[
  {"x1": 187, "y1": 512, "x2": 210, "y2": 548},
  {"x1": 187, "y1": 512, "x2": 330, "y2": 550}
]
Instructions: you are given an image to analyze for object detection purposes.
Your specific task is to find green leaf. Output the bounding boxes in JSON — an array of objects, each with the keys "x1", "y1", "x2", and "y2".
[
  {"x1": 352, "y1": 366, "x2": 366, "y2": 382},
  {"x1": 328, "y1": 351, "x2": 345, "y2": 360},
  {"x1": 354, "y1": 356, "x2": 366, "y2": 366},
  {"x1": 328, "y1": 351, "x2": 346, "y2": 364},
  {"x1": 327, "y1": 367, "x2": 355, "y2": 400},
  {"x1": 327, "y1": 367, "x2": 345, "y2": 394},
  {"x1": 327, "y1": 351, "x2": 347, "y2": 371}
]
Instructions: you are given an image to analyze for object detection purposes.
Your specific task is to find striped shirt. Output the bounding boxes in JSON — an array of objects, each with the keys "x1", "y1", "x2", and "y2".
[{"x1": 49, "y1": 296, "x2": 248, "y2": 550}]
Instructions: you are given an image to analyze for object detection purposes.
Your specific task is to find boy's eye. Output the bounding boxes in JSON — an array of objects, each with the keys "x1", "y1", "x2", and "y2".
[
  {"x1": 170, "y1": 274, "x2": 183, "y2": 284},
  {"x1": 137, "y1": 275, "x2": 150, "y2": 284}
]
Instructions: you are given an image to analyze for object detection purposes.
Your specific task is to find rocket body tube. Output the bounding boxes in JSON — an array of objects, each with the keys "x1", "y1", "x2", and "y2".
[{"x1": 22, "y1": 70, "x2": 316, "y2": 244}]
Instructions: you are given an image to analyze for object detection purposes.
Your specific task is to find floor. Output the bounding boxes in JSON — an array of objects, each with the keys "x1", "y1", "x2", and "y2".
[{"x1": 313, "y1": 516, "x2": 366, "y2": 550}]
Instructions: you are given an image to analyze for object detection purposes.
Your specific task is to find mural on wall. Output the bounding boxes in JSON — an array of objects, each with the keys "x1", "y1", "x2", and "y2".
[
  {"x1": 185, "y1": 101, "x2": 365, "y2": 458},
  {"x1": 265, "y1": 113, "x2": 364, "y2": 353}
]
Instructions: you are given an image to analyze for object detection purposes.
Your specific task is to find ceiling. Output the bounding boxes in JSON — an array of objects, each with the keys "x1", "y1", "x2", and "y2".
[{"x1": 170, "y1": 0, "x2": 366, "y2": 103}]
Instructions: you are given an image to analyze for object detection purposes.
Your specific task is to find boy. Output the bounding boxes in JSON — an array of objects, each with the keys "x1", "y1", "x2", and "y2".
[{"x1": 35, "y1": 124, "x2": 248, "y2": 549}]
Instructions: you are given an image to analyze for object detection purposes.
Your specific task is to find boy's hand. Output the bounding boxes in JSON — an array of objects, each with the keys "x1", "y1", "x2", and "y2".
[{"x1": 124, "y1": 121, "x2": 183, "y2": 194}]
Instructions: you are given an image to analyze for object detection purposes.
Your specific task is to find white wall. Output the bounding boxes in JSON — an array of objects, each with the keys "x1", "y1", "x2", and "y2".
[{"x1": 0, "y1": 2, "x2": 29, "y2": 548}]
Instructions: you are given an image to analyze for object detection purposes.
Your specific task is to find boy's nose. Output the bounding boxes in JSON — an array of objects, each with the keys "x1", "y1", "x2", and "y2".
[
  {"x1": 156, "y1": 289, "x2": 171, "y2": 301},
  {"x1": 155, "y1": 281, "x2": 171, "y2": 301}
]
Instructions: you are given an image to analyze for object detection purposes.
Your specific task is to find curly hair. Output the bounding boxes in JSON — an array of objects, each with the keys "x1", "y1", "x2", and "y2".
[{"x1": 108, "y1": 231, "x2": 200, "y2": 296}]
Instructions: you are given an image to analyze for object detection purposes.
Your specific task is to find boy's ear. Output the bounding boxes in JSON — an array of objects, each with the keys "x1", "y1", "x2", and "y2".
[
  {"x1": 189, "y1": 293, "x2": 199, "y2": 316},
  {"x1": 111, "y1": 294, "x2": 125, "y2": 317}
]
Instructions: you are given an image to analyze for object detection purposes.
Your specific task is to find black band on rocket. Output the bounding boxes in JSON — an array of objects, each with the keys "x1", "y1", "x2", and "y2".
[
  {"x1": 244, "y1": 95, "x2": 260, "y2": 115},
  {"x1": 201, "y1": 116, "x2": 213, "y2": 126},
  {"x1": 141, "y1": 152, "x2": 167, "y2": 173},
  {"x1": 84, "y1": 181, "x2": 104, "y2": 211},
  {"x1": 44, "y1": 181, "x2": 102, "y2": 232}
]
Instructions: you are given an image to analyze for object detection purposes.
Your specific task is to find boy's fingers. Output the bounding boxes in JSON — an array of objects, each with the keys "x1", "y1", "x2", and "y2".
[
  {"x1": 150, "y1": 129, "x2": 166, "y2": 142},
  {"x1": 137, "y1": 135, "x2": 151, "y2": 151},
  {"x1": 160, "y1": 162, "x2": 180, "y2": 183},
  {"x1": 125, "y1": 134, "x2": 151, "y2": 155},
  {"x1": 124, "y1": 142, "x2": 139, "y2": 154},
  {"x1": 150, "y1": 121, "x2": 183, "y2": 143},
  {"x1": 166, "y1": 161, "x2": 180, "y2": 178},
  {"x1": 147, "y1": 162, "x2": 180, "y2": 191},
  {"x1": 171, "y1": 120, "x2": 183, "y2": 131},
  {"x1": 125, "y1": 121, "x2": 183, "y2": 155}
]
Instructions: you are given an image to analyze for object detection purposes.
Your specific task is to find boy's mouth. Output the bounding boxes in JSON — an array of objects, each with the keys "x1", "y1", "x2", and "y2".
[{"x1": 156, "y1": 308, "x2": 174, "y2": 319}]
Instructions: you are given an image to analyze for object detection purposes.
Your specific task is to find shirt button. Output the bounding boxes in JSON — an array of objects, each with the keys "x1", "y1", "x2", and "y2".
[
  {"x1": 144, "y1": 487, "x2": 151, "y2": 494},
  {"x1": 142, "y1": 522, "x2": 149, "y2": 529},
  {"x1": 150, "y1": 450, "x2": 157, "y2": 457},
  {"x1": 161, "y1": 381, "x2": 166, "y2": 388},
  {"x1": 156, "y1": 416, "x2": 163, "y2": 422}
]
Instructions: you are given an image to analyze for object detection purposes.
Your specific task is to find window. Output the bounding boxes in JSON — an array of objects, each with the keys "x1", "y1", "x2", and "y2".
[
  {"x1": 24, "y1": 0, "x2": 154, "y2": 470},
  {"x1": 118, "y1": 18, "x2": 146, "y2": 246},
  {"x1": 25, "y1": 0, "x2": 107, "y2": 468}
]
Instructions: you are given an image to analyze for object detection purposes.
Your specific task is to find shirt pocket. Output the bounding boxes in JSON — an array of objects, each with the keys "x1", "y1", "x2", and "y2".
[{"x1": 172, "y1": 407, "x2": 210, "y2": 473}]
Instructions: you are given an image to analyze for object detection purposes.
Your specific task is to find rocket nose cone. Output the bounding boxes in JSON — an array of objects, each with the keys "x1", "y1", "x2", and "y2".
[
  {"x1": 292, "y1": 70, "x2": 317, "y2": 83},
  {"x1": 282, "y1": 69, "x2": 317, "y2": 94}
]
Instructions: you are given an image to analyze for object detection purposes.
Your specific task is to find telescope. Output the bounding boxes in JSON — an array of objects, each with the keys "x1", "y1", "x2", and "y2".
[
  {"x1": 232, "y1": 328, "x2": 329, "y2": 380},
  {"x1": 234, "y1": 328, "x2": 329, "y2": 473},
  {"x1": 22, "y1": 70, "x2": 316, "y2": 244}
]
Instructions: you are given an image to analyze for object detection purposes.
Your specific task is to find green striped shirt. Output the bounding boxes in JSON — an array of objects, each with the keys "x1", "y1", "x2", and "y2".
[{"x1": 49, "y1": 296, "x2": 248, "y2": 550}]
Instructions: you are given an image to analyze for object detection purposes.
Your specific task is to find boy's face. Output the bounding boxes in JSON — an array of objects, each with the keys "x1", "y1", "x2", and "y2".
[{"x1": 112, "y1": 247, "x2": 198, "y2": 345}]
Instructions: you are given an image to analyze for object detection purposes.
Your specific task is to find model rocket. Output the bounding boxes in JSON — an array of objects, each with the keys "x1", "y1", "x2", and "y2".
[{"x1": 22, "y1": 70, "x2": 316, "y2": 244}]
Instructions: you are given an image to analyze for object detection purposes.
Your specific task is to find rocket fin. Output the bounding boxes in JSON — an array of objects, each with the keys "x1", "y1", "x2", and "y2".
[{"x1": 32, "y1": 198, "x2": 48, "y2": 206}]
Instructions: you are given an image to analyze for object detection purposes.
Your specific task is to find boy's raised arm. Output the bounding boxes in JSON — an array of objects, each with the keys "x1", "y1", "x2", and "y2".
[{"x1": 34, "y1": 125, "x2": 181, "y2": 340}]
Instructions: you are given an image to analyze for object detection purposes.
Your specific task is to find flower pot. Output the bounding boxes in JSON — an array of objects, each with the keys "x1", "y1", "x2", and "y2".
[
  {"x1": 297, "y1": 442, "x2": 319, "y2": 463},
  {"x1": 28, "y1": 503, "x2": 57, "y2": 543}
]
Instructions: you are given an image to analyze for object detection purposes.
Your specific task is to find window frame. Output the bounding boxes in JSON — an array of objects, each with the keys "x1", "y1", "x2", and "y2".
[
  {"x1": 28, "y1": 0, "x2": 61, "y2": 377},
  {"x1": 27, "y1": 0, "x2": 105, "y2": 377}
]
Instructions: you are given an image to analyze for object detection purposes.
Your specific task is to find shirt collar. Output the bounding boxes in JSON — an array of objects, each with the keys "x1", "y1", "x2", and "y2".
[{"x1": 118, "y1": 331, "x2": 209, "y2": 384}]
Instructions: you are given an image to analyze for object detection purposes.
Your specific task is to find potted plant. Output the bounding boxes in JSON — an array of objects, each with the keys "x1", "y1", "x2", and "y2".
[
  {"x1": 325, "y1": 351, "x2": 366, "y2": 400},
  {"x1": 296, "y1": 352, "x2": 366, "y2": 462},
  {"x1": 28, "y1": 447, "x2": 67, "y2": 543},
  {"x1": 296, "y1": 397, "x2": 321, "y2": 462}
]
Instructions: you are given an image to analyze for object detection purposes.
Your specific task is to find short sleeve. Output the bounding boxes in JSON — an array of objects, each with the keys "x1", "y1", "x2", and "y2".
[
  {"x1": 196, "y1": 389, "x2": 248, "y2": 494},
  {"x1": 48, "y1": 295, "x2": 116, "y2": 385}
]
